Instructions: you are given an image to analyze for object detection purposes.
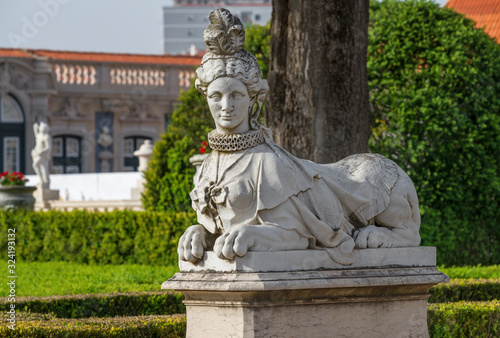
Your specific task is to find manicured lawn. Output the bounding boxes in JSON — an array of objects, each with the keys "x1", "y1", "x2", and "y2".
[
  {"x1": 1, "y1": 260, "x2": 178, "y2": 297},
  {"x1": 439, "y1": 265, "x2": 500, "y2": 279}
]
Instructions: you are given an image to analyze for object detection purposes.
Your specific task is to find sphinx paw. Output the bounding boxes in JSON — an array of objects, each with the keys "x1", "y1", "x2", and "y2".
[{"x1": 354, "y1": 225, "x2": 392, "y2": 249}]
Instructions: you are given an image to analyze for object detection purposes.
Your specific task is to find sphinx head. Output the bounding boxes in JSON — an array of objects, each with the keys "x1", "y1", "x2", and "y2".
[{"x1": 195, "y1": 8, "x2": 269, "y2": 133}]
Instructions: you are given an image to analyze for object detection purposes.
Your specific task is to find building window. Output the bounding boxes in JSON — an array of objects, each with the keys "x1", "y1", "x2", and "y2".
[
  {"x1": 241, "y1": 12, "x2": 252, "y2": 24},
  {"x1": 1, "y1": 95, "x2": 24, "y2": 122},
  {"x1": 124, "y1": 136, "x2": 151, "y2": 171},
  {"x1": 52, "y1": 136, "x2": 82, "y2": 174},
  {"x1": 0, "y1": 94, "x2": 25, "y2": 173},
  {"x1": 3, "y1": 137, "x2": 20, "y2": 173}
]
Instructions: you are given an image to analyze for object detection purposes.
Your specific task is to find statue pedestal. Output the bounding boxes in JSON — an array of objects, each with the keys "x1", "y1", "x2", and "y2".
[
  {"x1": 162, "y1": 247, "x2": 448, "y2": 338},
  {"x1": 131, "y1": 177, "x2": 145, "y2": 200},
  {"x1": 33, "y1": 188, "x2": 59, "y2": 209}
]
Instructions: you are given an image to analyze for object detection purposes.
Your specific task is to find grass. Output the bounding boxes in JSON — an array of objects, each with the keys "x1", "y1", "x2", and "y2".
[
  {"x1": 439, "y1": 265, "x2": 500, "y2": 279},
  {"x1": 1, "y1": 260, "x2": 179, "y2": 297},
  {"x1": 2, "y1": 260, "x2": 498, "y2": 298}
]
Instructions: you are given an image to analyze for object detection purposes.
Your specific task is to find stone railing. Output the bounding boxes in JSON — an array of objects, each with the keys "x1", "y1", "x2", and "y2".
[{"x1": 41, "y1": 199, "x2": 143, "y2": 212}]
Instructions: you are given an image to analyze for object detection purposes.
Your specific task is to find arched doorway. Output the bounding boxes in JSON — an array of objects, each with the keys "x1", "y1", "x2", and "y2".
[{"x1": 0, "y1": 94, "x2": 25, "y2": 173}]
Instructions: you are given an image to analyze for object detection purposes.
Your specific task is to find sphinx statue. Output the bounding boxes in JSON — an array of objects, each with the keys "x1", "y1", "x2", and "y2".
[{"x1": 178, "y1": 8, "x2": 421, "y2": 266}]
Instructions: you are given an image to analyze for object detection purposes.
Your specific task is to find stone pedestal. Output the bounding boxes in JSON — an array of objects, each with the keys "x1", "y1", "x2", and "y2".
[
  {"x1": 162, "y1": 247, "x2": 448, "y2": 338},
  {"x1": 33, "y1": 187, "x2": 59, "y2": 209},
  {"x1": 130, "y1": 177, "x2": 145, "y2": 200}
]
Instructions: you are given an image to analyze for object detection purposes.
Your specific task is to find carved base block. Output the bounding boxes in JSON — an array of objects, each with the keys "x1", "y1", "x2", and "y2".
[
  {"x1": 131, "y1": 178, "x2": 145, "y2": 200},
  {"x1": 34, "y1": 189, "x2": 60, "y2": 209},
  {"x1": 163, "y1": 248, "x2": 448, "y2": 338}
]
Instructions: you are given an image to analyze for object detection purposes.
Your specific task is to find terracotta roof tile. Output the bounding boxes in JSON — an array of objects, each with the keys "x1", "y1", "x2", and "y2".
[
  {"x1": 0, "y1": 49, "x2": 34, "y2": 58},
  {"x1": 446, "y1": 0, "x2": 500, "y2": 42},
  {"x1": 0, "y1": 48, "x2": 203, "y2": 66}
]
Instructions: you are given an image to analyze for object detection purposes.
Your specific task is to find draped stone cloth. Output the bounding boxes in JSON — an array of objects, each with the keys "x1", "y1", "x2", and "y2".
[{"x1": 190, "y1": 139, "x2": 399, "y2": 265}]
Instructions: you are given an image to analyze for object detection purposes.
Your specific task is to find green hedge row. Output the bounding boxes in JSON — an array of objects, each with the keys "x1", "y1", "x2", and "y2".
[
  {"x1": 0, "y1": 313, "x2": 186, "y2": 337},
  {"x1": 428, "y1": 301, "x2": 500, "y2": 337},
  {"x1": 2, "y1": 280, "x2": 498, "y2": 319},
  {"x1": 0, "y1": 210, "x2": 195, "y2": 266},
  {"x1": 1, "y1": 302, "x2": 498, "y2": 337},
  {"x1": 0, "y1": 292, "x2": 185, "y2": 319},
  {"x1": 429, "y1": 279, "x2": 500, "y2": 303}
]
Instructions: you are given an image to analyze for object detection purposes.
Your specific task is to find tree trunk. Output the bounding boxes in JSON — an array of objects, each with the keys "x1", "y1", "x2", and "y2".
[{"x1": 266, "y1": 0, "x2": 370, "y2": 163}]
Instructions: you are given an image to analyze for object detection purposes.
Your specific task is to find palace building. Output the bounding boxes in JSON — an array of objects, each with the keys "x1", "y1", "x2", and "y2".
[{"x1": 0, "y1": 48, "x2": 201, "y2": 175}]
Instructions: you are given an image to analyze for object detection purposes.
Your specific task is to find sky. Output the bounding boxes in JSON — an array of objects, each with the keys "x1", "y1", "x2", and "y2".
[{"x1": 0, "y1": 0, "x2": 449, "y2": 55}]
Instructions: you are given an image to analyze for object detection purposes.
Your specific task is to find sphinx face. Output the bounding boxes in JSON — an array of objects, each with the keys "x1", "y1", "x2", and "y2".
[{"x1": 206, "y1": 77, "x2": 251, "y2": 134}]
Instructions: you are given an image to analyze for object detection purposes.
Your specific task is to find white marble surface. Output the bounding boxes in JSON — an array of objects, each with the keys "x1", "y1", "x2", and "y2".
[
  {"x1": 164, "y1": 266, "x2": 448, "y2": 292},
  {"x1": 179, "y1": 247, "x2": 436, "y2": 273},
  {"x1": 26, "y1": 172, "x2": 142, "y2": 201}
]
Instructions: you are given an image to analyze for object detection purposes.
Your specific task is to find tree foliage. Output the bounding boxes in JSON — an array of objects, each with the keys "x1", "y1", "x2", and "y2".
[
  {"x1": 368, "y1": 0, "x2": 500, "y2": 265},
  {"x1": 142, "y1": 23, "x2": 270, "y2": 212}
]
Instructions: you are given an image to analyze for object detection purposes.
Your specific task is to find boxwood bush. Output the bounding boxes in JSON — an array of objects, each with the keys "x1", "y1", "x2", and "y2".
[
  {"x1": 0, "y1": 210, "x2": 195, "y2": 266},
  {"x1": 0, "y1": 292, "x2": 185, "y2": 319},
  {"x1": 0, "y1": 313, "x2": 186, "y2": 337}
]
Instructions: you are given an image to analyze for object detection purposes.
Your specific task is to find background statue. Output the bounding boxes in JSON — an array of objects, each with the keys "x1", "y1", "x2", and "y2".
[
  {"x1": 32, "y1": 122, "x2": 51, "y2": 190},
  {"x1": 97, "y1": 126, "x2": 113, "y2": 148},
  {"x1": 178, "y1": 9, "x2": 421, "y2": 265}
]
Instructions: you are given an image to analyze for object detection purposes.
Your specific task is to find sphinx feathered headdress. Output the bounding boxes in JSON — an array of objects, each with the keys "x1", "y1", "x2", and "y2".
[
  {"x1": 203, "y1": 8, "x2": 245, "y2": 55},
  {"x1": 200, "y1": 9, "x2": 260, "y2": 72}
]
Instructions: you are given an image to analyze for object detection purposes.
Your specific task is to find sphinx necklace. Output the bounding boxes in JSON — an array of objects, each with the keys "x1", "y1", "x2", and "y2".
[{"x1": 208, "y1": 129, "x2": 266, "y2": 152}]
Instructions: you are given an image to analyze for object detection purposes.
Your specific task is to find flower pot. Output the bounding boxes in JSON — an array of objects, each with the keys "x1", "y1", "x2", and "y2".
[{"x1": 0, "y1": 186, "x2": 37, "y2": 211}]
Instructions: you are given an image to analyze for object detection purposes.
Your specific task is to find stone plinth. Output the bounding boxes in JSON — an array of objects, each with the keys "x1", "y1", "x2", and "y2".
[
  {"x1": 33, "y1": 188, "x2": 59, "y2": 209},
  {"x1": 162, "y1": 247, "x2": 448, "y2": 338}
]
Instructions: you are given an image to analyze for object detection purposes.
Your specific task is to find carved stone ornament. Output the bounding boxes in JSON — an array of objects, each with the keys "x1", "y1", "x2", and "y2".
[
  {"x1": 177, "y1": 8, "x2": 422, "y2": 267},
  {"x1": 102, "y1": 99, "x2": 157, "y2": 121},
  {"x1": 97, "y1": 127, "x2": 113, "y2": 148},
  {"x1": 52, "y1": 98, "x2": 86, "y2": 119}
]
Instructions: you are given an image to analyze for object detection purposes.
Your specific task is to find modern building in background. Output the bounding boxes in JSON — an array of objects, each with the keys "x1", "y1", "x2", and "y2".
[
  {"x1": 163, "y1": 0, "x2": 272, "y2": 54},
  {"x1": 0, "y1": 49, "x2": 201, "y2": 175}
]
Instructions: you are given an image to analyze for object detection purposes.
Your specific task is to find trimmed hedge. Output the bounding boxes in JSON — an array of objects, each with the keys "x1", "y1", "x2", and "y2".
[
  {"x1": 429, "y1": 279, "x2": 500, "y2": 303},
  {"x1": 0, "y1": 210, "x2": 195, "y2": 266},
  {"x1": 1, "y1": 302, "x2": 498, "y2": 337},
  {"x1": 0, "y1": 313, "x2": 186, "y2": 337},
  {"x1": 0, "y1": 292, "x2": 185, "y2": 319},
  {"x1": 428, "y1": 301, "x2": 500, "y2": 337},
  {"x1": 2, "y1": 280, "x2": 498, "y2": 320}
]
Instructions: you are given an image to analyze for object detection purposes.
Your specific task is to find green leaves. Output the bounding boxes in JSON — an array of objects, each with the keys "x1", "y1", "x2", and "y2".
[{"x1": 0, "y1": 210, "x2": 195, "y2": 267}]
